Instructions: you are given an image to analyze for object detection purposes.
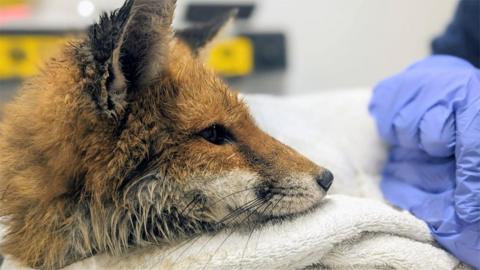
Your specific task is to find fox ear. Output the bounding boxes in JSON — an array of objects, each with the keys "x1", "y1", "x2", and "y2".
[
  {"x1": 111, "y1": 0, "x2": 176, "y2": 90},
  {"x1": 176, "y1": 9, "x2": 237, "y2": 57},
  {"x1": 86, "y1": 0, "x2": 176, "y2": 118}
]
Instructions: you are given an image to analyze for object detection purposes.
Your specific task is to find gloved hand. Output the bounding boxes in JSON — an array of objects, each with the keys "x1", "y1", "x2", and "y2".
[{"x1": 369, "y1": 55, "x2": 480, "y2": 268}]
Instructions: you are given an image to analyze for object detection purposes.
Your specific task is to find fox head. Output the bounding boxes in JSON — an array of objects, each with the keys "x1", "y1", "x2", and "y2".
[{"x1": 0, "y1": 0, "x2": 333, "y2": 268}]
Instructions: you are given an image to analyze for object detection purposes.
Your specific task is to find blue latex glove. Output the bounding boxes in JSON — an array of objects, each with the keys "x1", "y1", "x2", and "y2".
[{"x1": 369, "y1": 55, "x2": 480, "y2": 268}]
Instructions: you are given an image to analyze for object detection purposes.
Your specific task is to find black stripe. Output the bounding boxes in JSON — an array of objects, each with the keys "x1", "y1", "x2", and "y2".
[{"x1": 237, "y1": 144, "x2": 276, "y2": 181}]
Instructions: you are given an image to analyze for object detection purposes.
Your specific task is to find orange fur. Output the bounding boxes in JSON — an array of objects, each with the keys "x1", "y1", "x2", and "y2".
[{"x1": 0, "y1": 1, "x2": 331, "y2": 268}]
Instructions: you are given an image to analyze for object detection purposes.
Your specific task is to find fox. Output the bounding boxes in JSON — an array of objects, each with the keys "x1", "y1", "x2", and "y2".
[{"x1": 0, "y1": 0, "x2": 334, "y2": 269}]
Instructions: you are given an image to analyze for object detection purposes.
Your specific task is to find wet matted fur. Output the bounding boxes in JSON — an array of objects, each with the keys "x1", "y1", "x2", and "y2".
[{"x1": 0, "y1": 0, "x2": 333, "y2": 269}]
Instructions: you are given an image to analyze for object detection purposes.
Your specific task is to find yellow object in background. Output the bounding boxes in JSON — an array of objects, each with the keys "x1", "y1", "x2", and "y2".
[
  {"x1": 0, "y1": 35, "x2": 66, "y2": 79},
  {"x1": 207, "y1": 37, "x2": 253, "y2": 77},
  {"x1": 0, "y1": 34, "x2": 253, "y2": 80},
  {"x1": 0, "y1": 0, "x2": 27, "y2": 7}
]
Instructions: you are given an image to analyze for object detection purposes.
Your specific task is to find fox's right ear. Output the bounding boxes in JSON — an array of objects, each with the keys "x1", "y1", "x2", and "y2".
[
  {"x1": 87, "y1": 0, "x2": 176, "y2": 117},
  {"x1": 176, "y1": 9, "x2": 237, "y2": 58}
]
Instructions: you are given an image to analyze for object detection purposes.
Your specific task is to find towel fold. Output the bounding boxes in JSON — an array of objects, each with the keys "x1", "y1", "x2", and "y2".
[{"x1": 30, "y1": 195, "x2": 462, "y2": 270}]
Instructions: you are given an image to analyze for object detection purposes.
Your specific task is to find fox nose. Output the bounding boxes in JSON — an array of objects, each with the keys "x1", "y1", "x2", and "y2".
[{"x1": 316, "y1": 170, "x2": 334, "y2": 191}]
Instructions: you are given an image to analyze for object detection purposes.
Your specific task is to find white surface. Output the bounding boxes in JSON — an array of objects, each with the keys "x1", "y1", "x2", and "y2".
[
  {"x1": 2, "y1": 195, "x2": 462, "y2": 269},
  {"x1": 250, "y1": 0, "x2": 458, "y2": 93},
  {"x1": 60, "y1": 196, "x2": 461, "y2": 270}
]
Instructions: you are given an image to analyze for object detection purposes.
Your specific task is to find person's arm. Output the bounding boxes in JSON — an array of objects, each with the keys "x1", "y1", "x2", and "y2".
[{"x1": 432, "y1": 0, "x2": 480, "y2": 68}]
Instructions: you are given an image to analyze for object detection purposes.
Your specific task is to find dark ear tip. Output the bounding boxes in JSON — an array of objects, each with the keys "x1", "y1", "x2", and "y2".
[
  {"x1": 175, "y1": 7, "x2": 238, "y2": 52},
  {"x1": 214, "y1": 8, "x2": 238, "y2": 22},
  {"x1": 228, "y1": 8, "x2": 239, "y2": 18}
]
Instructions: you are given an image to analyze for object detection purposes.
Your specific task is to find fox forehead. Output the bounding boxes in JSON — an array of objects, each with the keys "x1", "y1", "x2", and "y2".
[{"x1": 164, "y1": 40, "x2": 250, "y2": 131}]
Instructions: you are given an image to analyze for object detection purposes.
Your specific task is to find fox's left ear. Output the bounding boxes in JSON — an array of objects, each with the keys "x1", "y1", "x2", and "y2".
[
  {"x1": 176, "y1": 9, "x2": 237, "y2": 57},
  {"x1": 87, "y1": 0, "x2": 175, "y2": 118},
  {"x1": 110, "y1": 0, "x2": 176, "y2": 90}
]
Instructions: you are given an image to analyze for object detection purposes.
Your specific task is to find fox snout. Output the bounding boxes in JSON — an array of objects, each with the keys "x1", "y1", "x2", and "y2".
[
  {"x1": 246, "y1": 136, "x2": 335, "y2": 201},
  {"x1": 194, "y1": 124, "x2": 334, "y2": 222},
  {"x1": 255, "y1": 168, "x2": 334, "y2": 202},
  {"x1": 316, "y1": 170, "x2": 334, "y2": 191},
  {"x1": 256, "y1": 167, "x2": 334, "y2": 200}
]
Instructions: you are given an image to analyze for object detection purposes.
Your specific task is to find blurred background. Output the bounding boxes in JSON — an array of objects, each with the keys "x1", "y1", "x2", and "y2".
[{"x1": 0, "y1": 0, "x2": 458, "y2": 103}]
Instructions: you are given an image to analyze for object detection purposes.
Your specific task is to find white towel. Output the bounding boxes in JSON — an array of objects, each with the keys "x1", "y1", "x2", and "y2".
[
  {"x1": 1, "y1": 195, "x2": 466, "y2": 270},
  {"x1": 4, "y1": 195, "x2": 456, "y2": 270}
]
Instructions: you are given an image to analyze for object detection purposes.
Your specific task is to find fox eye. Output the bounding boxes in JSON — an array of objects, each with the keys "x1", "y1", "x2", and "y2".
[{"x1": 198, "y1": 124, "x2": 234, "y2": 145}]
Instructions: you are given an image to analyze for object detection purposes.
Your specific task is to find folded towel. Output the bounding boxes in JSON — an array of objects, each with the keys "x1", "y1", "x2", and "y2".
[{"x1": 9, "y1": 195, "x2": 458, "y2": 270}]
